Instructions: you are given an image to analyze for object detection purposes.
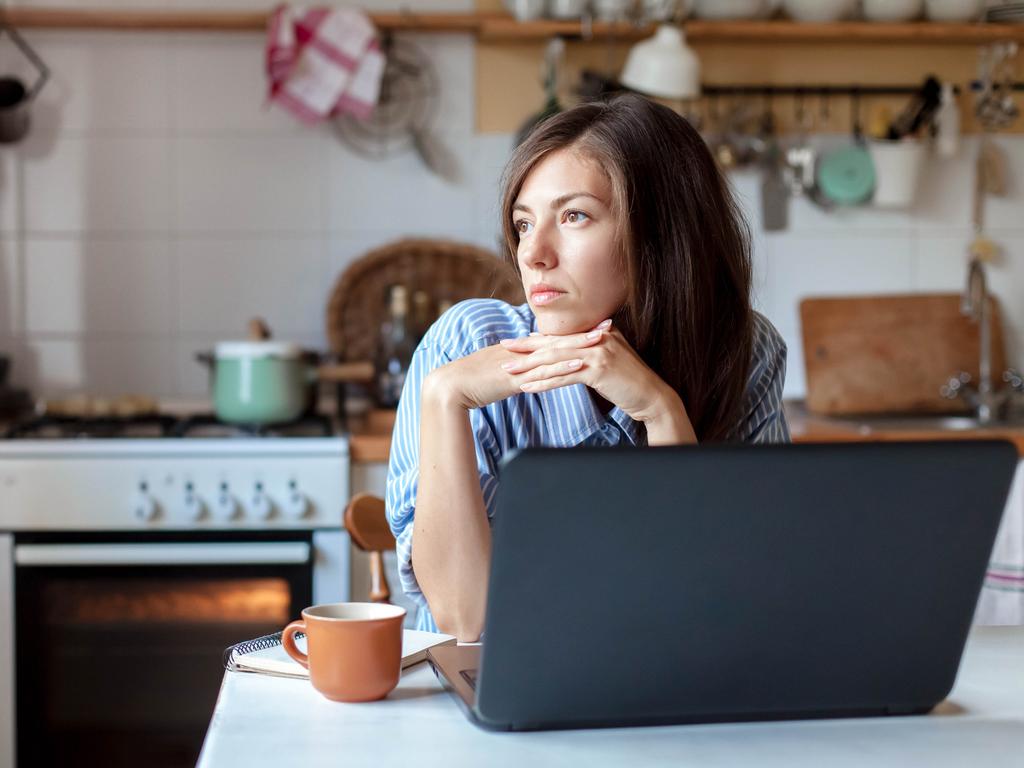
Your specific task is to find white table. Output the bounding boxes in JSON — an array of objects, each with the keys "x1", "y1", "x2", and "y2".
[{"x1": 199, "y1": 627, "x2": 1024, "y2": 768}]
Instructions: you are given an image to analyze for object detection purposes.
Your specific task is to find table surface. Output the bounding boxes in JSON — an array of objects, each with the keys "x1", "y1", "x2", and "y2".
[{"x1": 199, "y1": 627, "x2": 1024, "y2": 768}]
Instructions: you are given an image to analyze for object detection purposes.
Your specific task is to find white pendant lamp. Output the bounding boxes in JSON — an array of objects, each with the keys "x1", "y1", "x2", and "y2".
[{"x1": 620, "y1": 25, "x2": 701, "y2": 100}]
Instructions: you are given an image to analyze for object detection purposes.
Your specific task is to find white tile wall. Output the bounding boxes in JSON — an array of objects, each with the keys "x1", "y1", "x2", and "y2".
[
  {"x1": 0, "y1": 240, "x2": 21, "y2": 337},
  {"x1": 0, "y1": 17, "x2": 1023, "y2": 405},
  {"x1": 176, "y1": 236, "x2": 329, "y2": 335},
  {"x1": 24, "y1": 238, "x2": 173, "y2": 334},
  {"x1": 21, "y1": 137, "x2": 173, "y2": 233}
]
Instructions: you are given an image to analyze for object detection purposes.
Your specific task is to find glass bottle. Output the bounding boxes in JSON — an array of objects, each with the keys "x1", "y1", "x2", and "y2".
[{"x1": 377, "y1": 285, "x2": 415, "y2": 408}]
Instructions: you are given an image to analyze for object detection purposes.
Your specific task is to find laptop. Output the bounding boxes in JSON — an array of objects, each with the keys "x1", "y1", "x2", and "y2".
[{"x1": 427, "y1": 440, "x2": 1018, "y2": 731}]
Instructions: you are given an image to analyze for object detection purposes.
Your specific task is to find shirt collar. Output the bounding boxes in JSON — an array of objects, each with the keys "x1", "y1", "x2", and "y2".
[{"x1": 527, "y1": 309, "x2": 643, "y2": 448}]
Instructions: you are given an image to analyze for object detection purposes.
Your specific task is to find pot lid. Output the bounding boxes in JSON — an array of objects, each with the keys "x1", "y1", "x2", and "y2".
[{"x1": 214, "y1": 341, "x2": 304, "y2": 359}]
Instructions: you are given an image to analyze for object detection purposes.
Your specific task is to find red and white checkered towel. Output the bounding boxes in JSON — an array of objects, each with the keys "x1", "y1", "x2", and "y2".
[{"x1": 266, "y1": 4, "x2": 385, "y2": 123}]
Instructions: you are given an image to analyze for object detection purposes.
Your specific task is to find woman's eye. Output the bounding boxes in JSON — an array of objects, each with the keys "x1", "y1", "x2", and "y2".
[
  {"x1": 564, "y1": 210, "x2": 590, "y2": 224},
  {"x1": 514, "y1": 219, "x2": 533, "y2": 236}
]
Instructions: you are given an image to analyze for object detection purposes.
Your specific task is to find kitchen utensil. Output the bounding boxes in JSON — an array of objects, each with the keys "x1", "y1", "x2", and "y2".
[
  {"x1": 816, "y1": 92, "x2": 875, "y2": 206},
  {"x1": 0, "y1": 24, "x2": 49, "y2": 144},
  {"x1": 968, "y1": 137, "x2": 1005, "y2": 265},
  {"x1": 862, "y1": 0, "x2": 923, "y2": 21},
  {"x1": 759, "y1": 109, "x2": 789, "y2": 232},
  {"x1": 783, "y1": 0, "x2": 856, "y2": 21},
  {"x1": 332, "y1": 37, "x2": 458, "y2": 182},
  {"x1": 783, "y1": 94, "x2": 834, "y2": 210},
  {"x1": 867, "y1": 138, "x2": 925, "y2": 208},
  {"x1": 886, "y1": 76, "x2": 942, "y2": 140},
  {"x1": 209, "y1": 341, "x2": 309, "y2": 425},
  {"x1": 194, "y1": 319, "x2": 326, "y2": 425},
  {"x1": 801, "y1": 293, "x2": 1007, "y2": 416},
  {"x1": 974, "y1": 43, "x2": 1020, "y2": 131},
  {"x1": 516, "y1": 37, "x2": 564, "y2": 147},
  {"x1": 925, "y1": 0, "x2": 984, "y2": 21},
  {"x1": 0, "y1": 354, "x2": 32, "y2": 418}
]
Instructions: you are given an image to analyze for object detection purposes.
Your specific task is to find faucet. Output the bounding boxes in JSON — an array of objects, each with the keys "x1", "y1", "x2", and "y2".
[{"x1": 941, "y1": 256, "x2": 1022, "y2": 423}]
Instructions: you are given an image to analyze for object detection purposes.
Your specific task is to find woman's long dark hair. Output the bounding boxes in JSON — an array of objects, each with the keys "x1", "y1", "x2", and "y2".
[{"x1": 499, "y1": 93, "x2": 754, "y2": 443}]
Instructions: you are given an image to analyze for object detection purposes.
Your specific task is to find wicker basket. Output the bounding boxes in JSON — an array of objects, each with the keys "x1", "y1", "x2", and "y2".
[{"x1": 325, "y1": 238, "x2": 525, "y2": 363}]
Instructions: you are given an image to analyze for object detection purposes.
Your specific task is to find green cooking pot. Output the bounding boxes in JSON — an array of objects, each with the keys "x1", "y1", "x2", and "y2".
[{"x1": 212, "y1": 342, "x2": 311, "y2": 425}]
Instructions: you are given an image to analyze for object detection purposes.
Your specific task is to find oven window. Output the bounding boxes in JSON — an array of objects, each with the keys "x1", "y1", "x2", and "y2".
[{"x1": 16, "y1": 537, "x2": 312, "y2": 768}]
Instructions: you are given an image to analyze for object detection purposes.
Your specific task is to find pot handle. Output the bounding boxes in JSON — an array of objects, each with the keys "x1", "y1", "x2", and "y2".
[
  {"x1": 195, "y1": 351, "x2": 214, "y2": 369},
  {"x1": 3, "y1": 25, "x2": 50, "y2": 100}
]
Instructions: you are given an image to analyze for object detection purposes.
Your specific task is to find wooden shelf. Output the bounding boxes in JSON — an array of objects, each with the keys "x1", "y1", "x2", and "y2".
[
  {"x1": 0, "y1": 7, "x2": 492, "y2": 33},
  {"x1": 2, "y1": 8, "x2": 1023, "y2": 44}
]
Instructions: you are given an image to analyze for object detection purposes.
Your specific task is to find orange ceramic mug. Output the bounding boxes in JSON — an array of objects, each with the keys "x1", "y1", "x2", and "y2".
[{"x1": 282, "y1": 602, "x2": 406, "y2": 702}]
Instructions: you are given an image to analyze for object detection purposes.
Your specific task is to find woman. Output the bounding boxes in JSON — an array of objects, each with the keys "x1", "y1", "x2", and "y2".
[{"x1": 386, "y1": 93, "x2": 789, "y2": 641}]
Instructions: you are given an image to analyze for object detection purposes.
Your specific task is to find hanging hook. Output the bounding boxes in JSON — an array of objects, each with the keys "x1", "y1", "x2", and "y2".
[{"x1": 851, "y1": 87, "x2": 863, "y2": 139}]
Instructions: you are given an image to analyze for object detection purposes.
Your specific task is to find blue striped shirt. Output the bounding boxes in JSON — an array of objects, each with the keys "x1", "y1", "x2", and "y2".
[{"x1": 385, "y1": 299, "x2": 790, "y2": 631}]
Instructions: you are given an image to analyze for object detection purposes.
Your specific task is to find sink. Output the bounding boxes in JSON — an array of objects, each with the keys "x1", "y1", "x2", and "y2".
[{"x1": 838, "y1": 415, "x2": 1024, "y2": 433}]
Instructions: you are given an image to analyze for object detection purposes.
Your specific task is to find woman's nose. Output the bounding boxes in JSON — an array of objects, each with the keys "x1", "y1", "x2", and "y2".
[{"x1": 520, "y1": 223, "x2": 559, "y2": 271}]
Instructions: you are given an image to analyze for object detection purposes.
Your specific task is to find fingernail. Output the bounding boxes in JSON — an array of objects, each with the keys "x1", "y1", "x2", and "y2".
[
  {"x1": 529, "y1": 331, "x2": 541, "y2": 337},
  {"x1": 500, "y1": 361, "x2": 515, "y2": 370},
  {"x1": 598, "y1": 319, "x2": 612, "y2": 329},
  {"x1": 586, "y1": 330, "x2": 602, "y2": 340},
  {"x1": 500, "y1": 339, "x2": 515, "y2": 346},
  {"x1": 567, "y1": 359, "x2": 583, "y2": 369}
]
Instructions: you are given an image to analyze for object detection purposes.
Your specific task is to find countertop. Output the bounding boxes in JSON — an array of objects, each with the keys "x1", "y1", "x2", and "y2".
[
  {"x1": 199, "y1": 626, "x2": 1024, "y2": 768},
  {"x1": 348, "y1": 401, "x2": 1024, "y2": 463}
]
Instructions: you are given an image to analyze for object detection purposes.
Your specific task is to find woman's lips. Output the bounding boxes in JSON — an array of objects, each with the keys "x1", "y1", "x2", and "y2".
[{"x1": 531, "y1": 290, "x2": 566, "y2": 306}]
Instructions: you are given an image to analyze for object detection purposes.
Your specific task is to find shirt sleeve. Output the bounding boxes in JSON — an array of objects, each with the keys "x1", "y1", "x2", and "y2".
[
  {"x1": 384, "y1": 338, "x2": 503, "y2": 620},
  {"x1": 735, "y1": 319, "x2": 791, "y2": 444}
]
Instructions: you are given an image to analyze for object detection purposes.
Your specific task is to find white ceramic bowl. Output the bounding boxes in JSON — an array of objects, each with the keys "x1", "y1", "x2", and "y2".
[
  {"x1": 863, "y1": 0, "x2": 924, "y2": 20},
  {"x1": 783, "y1": 0, "x2": 856, "y2": 21},
  {"x1": 924, "y1": 0, "x2": 984, "y2": 20},
  {"x1": 504, "y1": 0, "x2": 547, "y2": 21},
  {"x1": 642, "y1": 0, "x2": 695, "y2": 20},
  {"x1": 693, "y1": 0, "x2": 770, "y2": 19}
]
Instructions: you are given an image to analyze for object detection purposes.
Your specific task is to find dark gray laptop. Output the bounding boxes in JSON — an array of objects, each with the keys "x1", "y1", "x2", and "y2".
[{"x1": 427, "y1": 440, "x2": 1017, "y2": 731}]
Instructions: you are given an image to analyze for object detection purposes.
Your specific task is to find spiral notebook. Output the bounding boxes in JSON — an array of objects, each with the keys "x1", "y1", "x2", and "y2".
[{"x1": 223, "y1": 628, "x2": 457, "y2": 680}]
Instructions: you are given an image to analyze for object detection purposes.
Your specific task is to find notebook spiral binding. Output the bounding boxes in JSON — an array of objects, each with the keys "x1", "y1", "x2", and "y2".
[{"x1": 222, "y1": 630, "x2": 306, "y2": 671}]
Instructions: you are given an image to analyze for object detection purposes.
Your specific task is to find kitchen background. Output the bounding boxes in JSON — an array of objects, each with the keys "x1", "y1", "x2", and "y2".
[{"x1": 0, "y1": 0, "x2": 1022, "y2": 406}]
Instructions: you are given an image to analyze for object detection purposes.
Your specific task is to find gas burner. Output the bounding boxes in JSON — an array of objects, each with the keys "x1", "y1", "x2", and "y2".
[
  {"x1": 169, "y1": 413, "x2": 335, "y2": 439},
  {"x1": 3, "y1": 414, "x2": 179, "y2": 440}
]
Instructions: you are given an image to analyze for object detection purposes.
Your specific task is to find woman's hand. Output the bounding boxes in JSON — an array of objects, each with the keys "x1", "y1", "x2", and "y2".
[
  {"x1": 423, "y1": 326, "x2": 608, "y2": 411},
  {"x1": 497, "y1": 321, "x2": 697, "y2": 443}
]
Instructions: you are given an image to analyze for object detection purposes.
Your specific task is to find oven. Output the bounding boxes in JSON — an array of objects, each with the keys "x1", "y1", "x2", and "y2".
[{"x1": 0, "y1": 429, "x2": 350, "y2": 768}]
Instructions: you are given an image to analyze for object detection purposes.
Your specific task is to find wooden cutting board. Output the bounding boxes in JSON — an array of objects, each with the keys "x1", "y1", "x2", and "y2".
[{"x1": 800, "y1": 293, "x2": 1006, "y2": 416}]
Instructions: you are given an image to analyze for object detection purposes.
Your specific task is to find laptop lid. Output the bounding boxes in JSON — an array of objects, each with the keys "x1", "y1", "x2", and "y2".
[{"x1": 473, "y1": 440, "x2": 1017, "y2": 731}]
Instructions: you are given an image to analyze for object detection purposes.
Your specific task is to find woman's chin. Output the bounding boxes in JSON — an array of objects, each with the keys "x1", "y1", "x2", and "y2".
[{"x1": 535, "y1": 314, "x2": 596, "y2": 336}]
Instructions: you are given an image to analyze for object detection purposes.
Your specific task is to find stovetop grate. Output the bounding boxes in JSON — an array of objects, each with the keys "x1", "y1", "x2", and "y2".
[{"x1": 2, "y1": 412, "x2": 336, "y2": 440}]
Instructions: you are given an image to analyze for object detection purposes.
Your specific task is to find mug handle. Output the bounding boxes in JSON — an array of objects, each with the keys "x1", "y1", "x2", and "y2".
[{"x1": 281, "y1": 620, "x2": 309, "y2": 669}]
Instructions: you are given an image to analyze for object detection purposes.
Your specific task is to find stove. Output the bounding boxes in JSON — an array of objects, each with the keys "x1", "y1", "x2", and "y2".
[
  {"x1": 0, "y1": 412, "x2": 350, "y2": 532},
  {"x1": 0, "y1": 411, "x2": 352, "y2": 766}
]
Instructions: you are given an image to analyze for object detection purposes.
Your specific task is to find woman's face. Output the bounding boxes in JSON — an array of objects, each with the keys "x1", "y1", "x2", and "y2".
[{"x1": 512, "y1": 149, "x2": 627, "y2": 335}]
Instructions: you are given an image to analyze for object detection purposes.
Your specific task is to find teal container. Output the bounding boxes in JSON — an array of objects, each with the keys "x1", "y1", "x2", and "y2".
[{"x1": 213, "y1": 342, "x2": 309, "y2": 425}]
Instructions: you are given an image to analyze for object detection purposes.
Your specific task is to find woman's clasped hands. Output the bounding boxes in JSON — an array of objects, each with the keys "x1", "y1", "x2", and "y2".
[{"x1": 497, "y1": 320, "x2": 681, "y2": 428}]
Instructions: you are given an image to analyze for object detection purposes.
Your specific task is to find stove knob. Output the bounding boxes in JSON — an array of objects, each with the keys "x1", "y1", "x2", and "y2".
[
  {"x1": 133, "y1": 491, "x2": 158, "y2": 522},
  {"x1": 282, "y1": 489, "x2": 310, "y2": 519},
  {"x1": 249, "y1": 486, "x2": 274, "y2": 520},
  {"x1": 182, "y1": 489, "x2": 206, "y2": 522},
  {"x1": 213, "y1": 490, "x2": 240, "y2": 521}
]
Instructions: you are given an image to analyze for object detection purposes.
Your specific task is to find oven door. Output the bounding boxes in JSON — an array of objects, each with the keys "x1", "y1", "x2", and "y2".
[{"x1": 14, "y1": 531, "x2": 314, "y2": 768}]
